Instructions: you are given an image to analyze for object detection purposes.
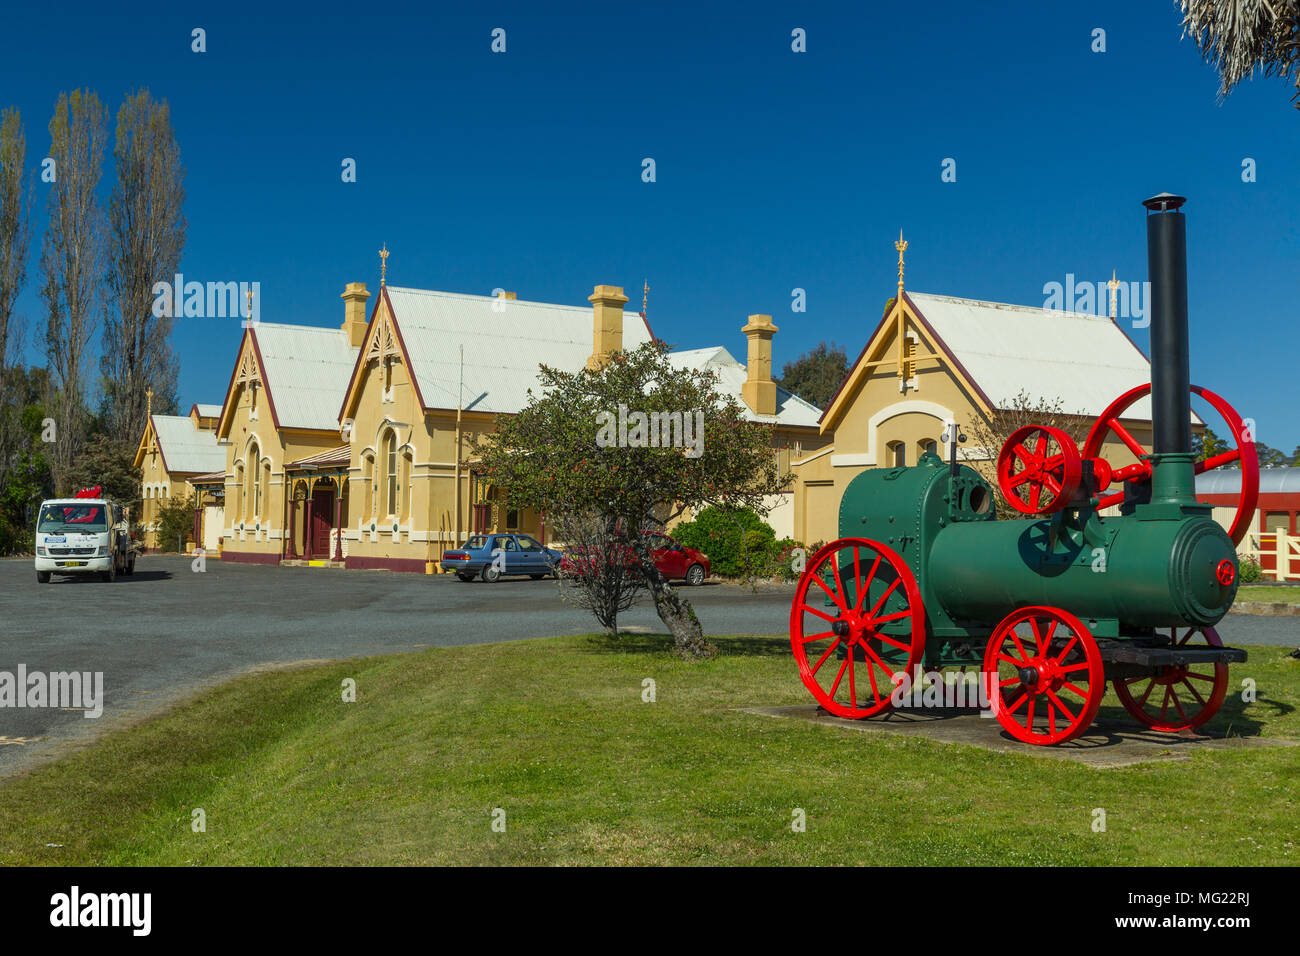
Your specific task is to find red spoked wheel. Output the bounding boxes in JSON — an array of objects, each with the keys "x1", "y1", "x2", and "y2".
[
  {"x1": 996, "y1": 425, "x2": 1083, "y2": 515},
  {"x1": 983, "y1": 606, "x2": 1104, "y2": 745},
  {"x1": 789, "y1": 538, "x2": 925, "y2": 719},
  {"x1": 1112, "y1": 627, "x2": 1229, "y2": 732},
  {"x1": 1082, "y1": 384, "x2": 1259, "y2": 544}
]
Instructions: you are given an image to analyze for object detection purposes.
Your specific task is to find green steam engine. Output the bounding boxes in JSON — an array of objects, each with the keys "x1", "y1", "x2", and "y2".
[{"x1": 789, "y1": 195, "x2": 1259, "y2": 745}]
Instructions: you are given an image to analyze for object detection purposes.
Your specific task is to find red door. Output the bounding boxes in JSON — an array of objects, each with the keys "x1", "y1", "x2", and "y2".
[{"x1": 310, "y1": 487, "x2": 334, "y2": 558}]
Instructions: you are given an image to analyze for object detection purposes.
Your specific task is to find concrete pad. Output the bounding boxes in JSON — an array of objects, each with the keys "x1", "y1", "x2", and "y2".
[{"x1": 739, "y1": 705, "x2": 1298, "y2": 768}]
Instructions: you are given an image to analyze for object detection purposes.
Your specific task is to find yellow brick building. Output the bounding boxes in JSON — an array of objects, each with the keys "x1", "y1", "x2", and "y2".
[{"x1": 148, "y1": 261, "x2": 822, "y2": 571}]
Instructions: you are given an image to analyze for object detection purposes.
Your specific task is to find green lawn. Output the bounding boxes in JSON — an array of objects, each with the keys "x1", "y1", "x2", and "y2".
[
  {"x1": 1237, "y1": 586, "x2": 1300, "y2": 604},
  {"x1": 1, "y1": 634, "x2": 1297, "y2": 866}
]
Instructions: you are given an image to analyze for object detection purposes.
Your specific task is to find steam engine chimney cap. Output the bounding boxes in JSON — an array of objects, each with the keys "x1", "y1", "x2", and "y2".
[{"x1": 1143, "y1": 192, "x2": 1186, "y2": 212}]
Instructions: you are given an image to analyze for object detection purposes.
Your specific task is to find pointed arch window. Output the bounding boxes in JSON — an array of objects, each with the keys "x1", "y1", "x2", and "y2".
[{"x1": 383, "y1": 430, "x2": 398, "y2": 518}]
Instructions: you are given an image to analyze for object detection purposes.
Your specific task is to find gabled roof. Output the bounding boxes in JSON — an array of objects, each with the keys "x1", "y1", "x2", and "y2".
[
  {"x1": 906, "y1": 292, "x2": 1154, "y2": 417},
  {"x1": 192, "y1": 403, "x2": 222, "y2": 418},
  {"x1": 250, "y1": 323, "x2": 359, "y2": 431},
  {"x1": 362, "y1": 286, "x2": 656, "y2": 415},
  {"x1": 667, "y1": 346, "x2": 822, "y2": 428},
  {"x1": 822, "y1": 290, "x2": 1156, "y2": 431},
  {"x1": 135, "y1": 414, "x2": 227, "y2": 475}
]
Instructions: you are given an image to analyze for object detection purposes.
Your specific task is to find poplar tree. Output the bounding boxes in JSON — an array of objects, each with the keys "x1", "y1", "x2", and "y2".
[
  {"x1": 0, "y1": 107, "x2": 31, "y2": 493},
  {"x1": 41, "y1": 89, "x2": 107, "y2": 493},
  {"x1": 100, "y1": 89, "x2": 186, "y2": 441}
]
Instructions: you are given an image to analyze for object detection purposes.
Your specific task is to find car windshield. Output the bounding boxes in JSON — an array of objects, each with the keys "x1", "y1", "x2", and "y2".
[
  {"x1": 38, "y1": 503, "x2": 108, "y2": 533},
  {"x1": 463, "y1": 536, "x2": 488, "y2": 550}
]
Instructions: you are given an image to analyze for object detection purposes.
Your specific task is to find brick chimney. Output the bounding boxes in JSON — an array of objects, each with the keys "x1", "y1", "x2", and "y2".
[
  {"x1": 741, "y1": 313, "x2": 779, "y2": 416},
  {"x1": 586, "y1": 284, "x2": 629, "y2": 369},
  {"x1": 341, "y1": 282, "x2": 371, "y2": 348}
]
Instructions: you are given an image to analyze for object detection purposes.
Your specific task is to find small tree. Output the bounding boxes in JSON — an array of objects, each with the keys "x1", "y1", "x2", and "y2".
[
  {"x1": 155, "y1": 491, "x2": 194, "y2": 552},
  {"x1": 473, "y1": 340, "x2": 787, "y2": 658},
  {"x1": 552, "y1": 508, "x2": 645, "y2": 633}
]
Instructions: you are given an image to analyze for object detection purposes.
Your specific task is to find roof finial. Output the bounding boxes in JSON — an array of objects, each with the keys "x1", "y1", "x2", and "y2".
[
  {"x1": 895, "y1": 230, "x2": 908, "y2": 296},
  {"x1": 379, "y1": 243, "x2": 390, "y2": 288},
  {"x1": 641, "y1": 279, "x2": 649, "y2": 317},
  {"x1": 145, "y1": 386, "x2": 153, "y2": 417},
  {"x1": 1107, "y1": 269, "x2": 1120, "y2": 320}
]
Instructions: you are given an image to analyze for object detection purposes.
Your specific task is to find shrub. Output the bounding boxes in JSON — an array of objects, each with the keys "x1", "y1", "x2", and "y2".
[
  {"x1": 673, "y1": 505, "x2": 776, "y2": 579},
  {"x1": 155, "y1": 493, "x2": 195, "y2": 552},
  {"x1": 1238, "y1": 555, "x2": 1263, "y2": 584}
]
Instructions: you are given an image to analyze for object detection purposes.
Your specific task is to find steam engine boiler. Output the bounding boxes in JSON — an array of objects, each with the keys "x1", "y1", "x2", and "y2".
[{"x1": 789, "y1": 194, "x2": 1259, "y2": 745}]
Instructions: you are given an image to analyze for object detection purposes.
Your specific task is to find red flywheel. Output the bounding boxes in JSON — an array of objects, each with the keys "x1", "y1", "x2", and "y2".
[{"x1": 1083, "y1": 384, "x2": 1259, "y2": 544}]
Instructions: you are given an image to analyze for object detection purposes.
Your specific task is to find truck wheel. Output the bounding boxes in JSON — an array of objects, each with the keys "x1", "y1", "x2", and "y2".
[
  {"x1": 125, "y1": 556, "x2": 135, "y2": 576},
  {"x1": 36, "y1": 570, "x2": 50, "y2": 583},
  {"x1": 102, "y1": 560, "x2": 116, "y2": 583}
]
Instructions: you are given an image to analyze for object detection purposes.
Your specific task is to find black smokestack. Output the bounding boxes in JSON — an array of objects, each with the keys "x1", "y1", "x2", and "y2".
[{"x1": 1143, "y1": 192, "x2": 1191, "y2": 455}]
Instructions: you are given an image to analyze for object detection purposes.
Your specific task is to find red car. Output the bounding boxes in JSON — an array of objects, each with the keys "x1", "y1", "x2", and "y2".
[{"x1": 559, "y1": 531, "x2": 711, "y2": 586}]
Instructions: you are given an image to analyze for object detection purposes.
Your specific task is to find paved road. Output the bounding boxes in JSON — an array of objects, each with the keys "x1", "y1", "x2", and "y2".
[
  {"x1": 0, "y1": 555, "x2": 792, "y2": 777},
  {"x1": 0, "y1": 555, "x2": 1295, "y2": 778}
]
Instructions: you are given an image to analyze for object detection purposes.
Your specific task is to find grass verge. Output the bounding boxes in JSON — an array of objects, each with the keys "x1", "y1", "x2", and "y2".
[{"x1": 1, "y1": 634, "x2": 1297, "y2": 866}]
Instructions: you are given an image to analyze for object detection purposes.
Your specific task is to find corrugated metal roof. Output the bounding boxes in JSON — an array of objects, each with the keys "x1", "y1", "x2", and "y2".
[
  {"x1": 252, "y1": 323, "x2": 359, "y2": 430},
  {"x1": 386, "y1": 287, "x2": 655, "y2": 414},
  {"x1": 666, "y1": 346, "x2": 822, "y2": 427},
  {"x1": 189, "y1": 470, "x2": 226, "y2": 483},
  {"x1": 1197, "y1": 467, "x2": 1300, "y2": 495},
  {"x1": 286, "y1": 445, "x2": 351, "y2": 469},
  {"x1": 193, "y1": 403, "x2": 222, "y2": 418},
  {"x1": 151, "y1": 415, "x2": 227, "y2": 474},
  {"x1": 908, "y1": 292, "x2": 1161, "y2": 420}
]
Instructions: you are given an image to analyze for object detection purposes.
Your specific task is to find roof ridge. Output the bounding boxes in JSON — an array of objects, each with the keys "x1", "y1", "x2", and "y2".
[
  {"x1": 909, "y1": 290, "x2": 1119, "y2": 323},
  {"x1": 388, "y1": 286, "x2": 590, "y2": 312}
]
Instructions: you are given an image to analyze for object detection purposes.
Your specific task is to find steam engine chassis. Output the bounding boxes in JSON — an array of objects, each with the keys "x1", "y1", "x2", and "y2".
[{"x1": 789, "y1": 194, "x2": 1258, "y2": 745}]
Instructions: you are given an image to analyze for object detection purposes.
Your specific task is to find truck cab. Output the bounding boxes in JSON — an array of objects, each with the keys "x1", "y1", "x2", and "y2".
[{"x1": 34, "y1": 487, "x2": 136, "y2": 583}]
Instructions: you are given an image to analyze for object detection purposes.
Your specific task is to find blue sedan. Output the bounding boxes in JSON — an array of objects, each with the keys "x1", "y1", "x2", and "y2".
[{"x1": 440, "y1": 533, "x2": 563, "y2": 582}]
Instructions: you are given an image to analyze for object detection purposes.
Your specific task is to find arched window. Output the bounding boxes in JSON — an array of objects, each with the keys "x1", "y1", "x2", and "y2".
[
  {"x1": 887, "y1": 441, "x2": 905, "y2": 468},
  {"x1": 246, "y1": 443, "x2": 259, "y2": 520},
  {"x1": 363, "y1": 453, "x2": 375, "y2": 518},
  {"x1": 918, "y1": 439, "x2": 938, "y2": 459},
  {"x1": 383, "y1": 430, "x2": 397, "y2": 517}
]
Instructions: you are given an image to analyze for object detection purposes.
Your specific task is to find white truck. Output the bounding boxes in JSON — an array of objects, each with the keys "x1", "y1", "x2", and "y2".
[{"x1": 34, "y1": 486, "x2": 137, "y2": 583}]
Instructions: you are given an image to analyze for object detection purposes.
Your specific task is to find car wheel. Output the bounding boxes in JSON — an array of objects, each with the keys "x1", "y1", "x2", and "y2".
[
  {"x1": 456, "y1": 572, "x2": 473, "y2": 582},
  {"x1": 530, "y1": 574, "x2": 545, "y2": 580},
  {"x1": 36, "y1": 570, "x2": 50, "y2": 583},
  {"x1": 685, "y1": 563, "x2": 705, "y2": 586},
  {"x1": 481, "y1": 565, "x2": 501, "y2": 583}
]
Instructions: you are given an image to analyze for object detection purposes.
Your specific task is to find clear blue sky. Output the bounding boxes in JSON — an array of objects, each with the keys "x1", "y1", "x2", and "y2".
[{"x1": 3, "y1": 0, "x2": 1297, "y2": 450}]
